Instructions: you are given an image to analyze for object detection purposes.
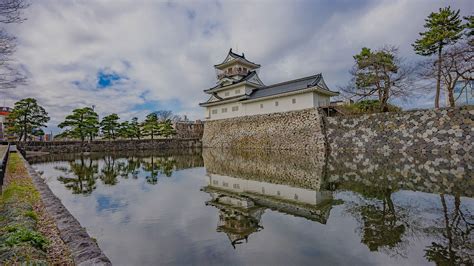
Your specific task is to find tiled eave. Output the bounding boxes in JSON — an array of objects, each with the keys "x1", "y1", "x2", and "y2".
[
  {"x1": 204, "y1": 81, "x2": 262, "y2": 94},
  {"x1": 242, "y1": 86, "x2": 339, "y2": 104},
  {"x1": 199, "y1": 95, "x2": 248, "y2": 107}
]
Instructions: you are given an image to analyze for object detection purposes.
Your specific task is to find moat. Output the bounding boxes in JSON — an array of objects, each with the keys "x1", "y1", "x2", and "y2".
[{"x1": 29, "y1": 149, "x2": 473, "y2": 266}]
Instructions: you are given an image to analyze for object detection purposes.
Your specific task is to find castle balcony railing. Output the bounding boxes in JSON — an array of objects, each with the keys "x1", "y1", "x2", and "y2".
[{"x1": 217, "y1": 69, "x2": 249, "y2": 79}]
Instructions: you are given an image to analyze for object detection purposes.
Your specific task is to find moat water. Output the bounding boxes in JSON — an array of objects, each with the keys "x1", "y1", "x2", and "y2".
[{"x1": 30, "y1": 149, "x2": 473, "y2": 266}]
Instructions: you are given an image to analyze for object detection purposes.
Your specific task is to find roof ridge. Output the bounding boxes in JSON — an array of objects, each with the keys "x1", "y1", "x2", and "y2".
[
  {"x1": 229, "y1": 48, "x2": 245, "y2": 59},
  {"x1": 261, "y1": 73, "x2": 322, "y2": 90}
]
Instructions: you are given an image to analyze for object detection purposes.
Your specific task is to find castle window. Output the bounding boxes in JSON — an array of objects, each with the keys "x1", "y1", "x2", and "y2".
[
  {"x1": 294, "y1": 194, "x2": 299, "y2": 200},
  {"x1": 212, "y1": 180, "x2": 218, "y2": 185},
  {"x1": 224, "y1": 91, "x2": 229, "y2": 96},
  {"x1": 235, "y1": 89, "x2": 240, "y2": 94},
  {"x1": 275, "y1": 101, "x2": 279, "y2": 106},
  {"x1": 233, "y1": 184, "x2": 240, "y2": 189},
  {"x1": 223, "y1": 182, "x2": 229, "y2": 187},
  {"x1": 212, "y1": 109, "x2": 218, "y2": 114},
  {"x1": 232, "y1": 106, "x2": 239, "y2": 112},
  {"x1": 292, "y1": 98, "x2": 296, "y2": 104},
  {"x1": 221, "y1": 107, "x2": 227, "y2": 113},
  {"x1": 260, "y1": 103, "x2": 264, "y2": 109},
  {"x1": 277, "y1": 191, "x2": 281, "y2": 196}
]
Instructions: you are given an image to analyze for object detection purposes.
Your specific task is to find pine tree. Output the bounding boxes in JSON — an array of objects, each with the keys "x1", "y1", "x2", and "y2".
[
  {"x1": 7, "y1": 98, "x2": 50, "y2": 141},
  {"x1": 413, "y1": 6, "x2": 464, "y2": 108},
  {"x1": 58, "y1": 107, "x2": 99, "y2": 142},
  {"x1": 142, "y1": 113, "x2": 160, "y2": 140},
  {"x1": 100, "y1": 114, "x2": 120, "y2": 140},
  {"x1": 159, "y1": 119, "x2": 176, "y2": 138},
  {"x1": 130, "y1": 117, "x2": 142, "y2": 139}
]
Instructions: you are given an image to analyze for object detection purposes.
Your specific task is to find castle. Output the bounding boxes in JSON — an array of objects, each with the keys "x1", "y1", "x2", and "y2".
[{"x1": 199, "y1": 49, "x2": 339, "y2": 120}]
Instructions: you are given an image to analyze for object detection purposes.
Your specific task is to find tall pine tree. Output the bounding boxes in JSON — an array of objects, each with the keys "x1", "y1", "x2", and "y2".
[{"x1": 413, "y1": 6, "x2": 464, "y2": 108}]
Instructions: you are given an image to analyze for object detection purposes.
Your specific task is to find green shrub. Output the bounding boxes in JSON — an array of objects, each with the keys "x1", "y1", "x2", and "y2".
[
  {"x1": 2, "y1": 226, "x2": 48, "y2": 251},
  {"x1": 24, "y1": 211, "x2": 38, "y2": 222},
  {"x1": 340, "y1": 100, "x2": 401, "y2": 115}
]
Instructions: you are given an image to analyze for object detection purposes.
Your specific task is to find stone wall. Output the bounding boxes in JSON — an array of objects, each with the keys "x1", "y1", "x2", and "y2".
[
  {"x1": 174, "y1": 121, "x2": 204, "y2": 139},
  {"x1": 202, "y1": 108, "x2": 326, "y2": 150},
  {"x1": 326, "y1": 106, "x2": 473, "y2": 154},
  {"x1": 16, "y1": 139, "x2": 201, "y2": 153}
]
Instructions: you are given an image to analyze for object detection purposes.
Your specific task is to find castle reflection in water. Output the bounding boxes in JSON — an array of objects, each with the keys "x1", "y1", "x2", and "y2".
[
  {"x1": 200, "y1": 148, "x2": 472, "y2": 257},
  {"x1": 30, "y1": 148, "x2": 473, "y2": 264}
]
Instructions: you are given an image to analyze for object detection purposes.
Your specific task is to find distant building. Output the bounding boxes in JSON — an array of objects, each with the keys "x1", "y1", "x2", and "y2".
[
  {"x1": 0, "y1": 107, "x2": 12, "y2": 141},
  {"x1": 453, "y1": 80, "x2": 473, "y2": 106},
  {"x1": 199, "y1": 49, "x2": 339, "y2": 120}
]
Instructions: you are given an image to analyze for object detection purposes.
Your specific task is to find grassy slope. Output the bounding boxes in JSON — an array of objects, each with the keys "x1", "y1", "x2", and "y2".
[{"x1": 0, "y1": 153, "x2": 73, "y2": 265}]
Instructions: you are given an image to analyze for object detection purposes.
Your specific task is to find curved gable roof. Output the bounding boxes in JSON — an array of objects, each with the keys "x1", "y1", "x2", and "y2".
[{"x1": 214, "y1": 48, "x2": 261, "y2": 69}]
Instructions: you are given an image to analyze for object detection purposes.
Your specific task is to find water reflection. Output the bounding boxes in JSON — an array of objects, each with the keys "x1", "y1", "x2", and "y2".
[
  {"x1": 202, "y1": 148, "x2": 473, "y2": 263},
  {"x1": 36, "y1": 150, "x2": 204, "y2": 194},
  {"x1": 201, "y1": 148, "x2": 338, "y2": 248},
  {"x1": 29, "y1": 148, "x2": 473, "y2": 265}
]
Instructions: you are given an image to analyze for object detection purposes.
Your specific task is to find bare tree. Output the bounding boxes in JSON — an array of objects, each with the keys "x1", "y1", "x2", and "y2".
[
  {"x1": 0, "y1": 0, "x2": 29, "y2": 90},
  {"x1": 154, "y1": 110, "x2": 182, "y2": 122},
  {"x1": 0, "y1": 0, "x2": 29, "y2": 24},
  {"x1": 418, "y1": 41, "x2": 473, "y2": 107}
]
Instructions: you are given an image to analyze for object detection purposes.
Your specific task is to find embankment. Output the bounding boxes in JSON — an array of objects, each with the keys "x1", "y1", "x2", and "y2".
[
  {"x1": 0, "y1": 152, "x2": 111, "y2": 265},
  {"x1": 202, "y1": 106, "x2": 473, "y2": 154},
  {"x1": 202, "y1": 108, "x2": 326, "y2": 150},
  {"x1": 326, "y1": 106, "x2": 473, "y2": 154}
]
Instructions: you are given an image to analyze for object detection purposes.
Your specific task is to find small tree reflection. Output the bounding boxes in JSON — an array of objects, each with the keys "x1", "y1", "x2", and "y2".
[
  {"x1": 142, "y1": 156, "x2": 177, "y2": 185},
  {"x1": 99, "y1": 156, "x2": 121, "y2": 185},
  {"x1": 56, "y1": 155, "x2": 99, "y2": 195},
  {"x1": 424, "y1": 194, "x2": 473, "y2": 265},
  {"x1": 344, "y1": 183, "x2": 408, "y2": 256}
]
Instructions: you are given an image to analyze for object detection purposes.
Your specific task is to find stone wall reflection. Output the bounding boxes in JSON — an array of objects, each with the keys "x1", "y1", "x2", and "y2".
[
  {"x1": 202, "y1": 148, "x2": 327, "y2": 191},
  {"x1": 327, "y1": 149, "x2": 473, "y2": 197}
]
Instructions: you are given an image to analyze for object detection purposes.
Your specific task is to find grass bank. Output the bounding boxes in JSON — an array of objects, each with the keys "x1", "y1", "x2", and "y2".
[{"x1": 0, "y1": 153, "x2": 73, "y2": 265}]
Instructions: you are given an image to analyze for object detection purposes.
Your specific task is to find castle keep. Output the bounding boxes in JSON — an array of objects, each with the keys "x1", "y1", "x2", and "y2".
[{"x1": 200, "y1": 49, "x2": 339, "y2": 120}]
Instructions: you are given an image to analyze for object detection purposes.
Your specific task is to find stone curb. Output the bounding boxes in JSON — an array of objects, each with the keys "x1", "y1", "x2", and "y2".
[{"x1": 19, "y1": 154, "x2": 112, "y2": 266}]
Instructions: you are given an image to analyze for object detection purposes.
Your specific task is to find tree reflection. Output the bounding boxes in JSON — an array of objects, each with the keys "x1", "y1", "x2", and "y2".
[
  {"x1": 99, "y1": 156, "x2": 121, "y2": 185},
  {"x1": 56, "y1": 155, "x2": 99, "y2": 195},
  {"x1": 142, "y1": 156, "x2": 177, "y2": 184},
  {"x1": 424, "y1": 194, "x2": 473, "y2": 265},
  {"x1": 142, "y1": 156, "x2": 159, "y2": 185},
  {"x1": 119, "y1": 157, "x2": 142, "y2": 179},
  {"x1": 344, "y1": 184, "x2": 408, "y2": 255},
  {"x1": 359, "y1": 189, "x2": 406, "y2": 252}
]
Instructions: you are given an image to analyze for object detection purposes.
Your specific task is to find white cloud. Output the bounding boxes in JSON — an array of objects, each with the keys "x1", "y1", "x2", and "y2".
[{"x1": 2, "y1": 0, "x2": 472, "y2": 132}]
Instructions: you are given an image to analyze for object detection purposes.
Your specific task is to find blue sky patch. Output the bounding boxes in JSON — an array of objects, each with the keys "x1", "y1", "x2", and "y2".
[
  {"x1": 133, "y1": 96, "x2": 182, "y2": 114},
  {"x1": 97, "y1": 70, "x2": 123, "y2": 88}
]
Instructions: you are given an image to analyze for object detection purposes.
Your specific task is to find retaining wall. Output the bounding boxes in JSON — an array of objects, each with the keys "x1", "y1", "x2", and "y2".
[
  {"x1": 202, "y1": 108, "x2": 326, "y2": 150},
  {"x1": 326, "y1": 106, "x2": 473, "y2": 154}
]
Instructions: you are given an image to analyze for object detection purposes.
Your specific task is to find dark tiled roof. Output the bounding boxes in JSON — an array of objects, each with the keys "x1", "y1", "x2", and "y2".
[
  {"x1": 214, "y1": 48, "x2": 261, "y2": 68},
  {"x1": 199, "y1": 95, "x2": 248, "y2": 106},
  {"x1": 205, "y1": 71, "x2": 260, "y2": 92},
  {"x1": 248, "y1": 74, "x2": 326, "y2": 100}
]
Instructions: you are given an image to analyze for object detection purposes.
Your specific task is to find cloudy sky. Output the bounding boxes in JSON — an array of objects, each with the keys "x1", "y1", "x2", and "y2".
[{"x1": 2, "y1": 0, "x2": 473, "y2": 131}]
